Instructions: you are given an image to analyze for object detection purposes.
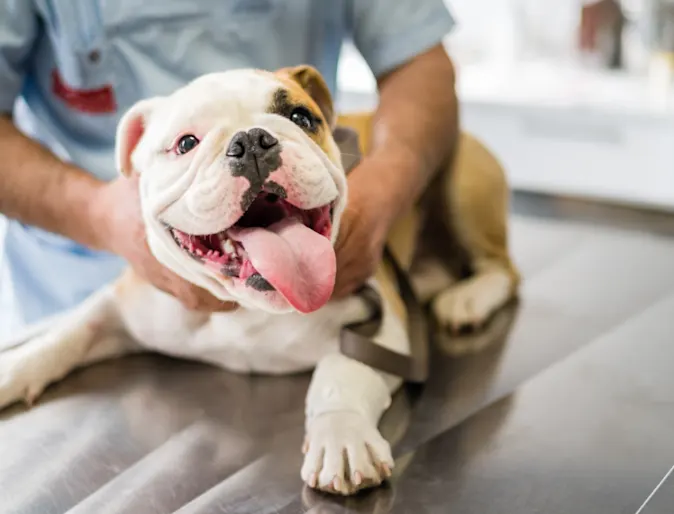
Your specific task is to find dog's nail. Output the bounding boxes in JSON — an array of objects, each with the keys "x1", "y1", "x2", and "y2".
[
  {"x1": 353, "y1": 471, "x2": 363, "y2": 486},
  {"x1": 332, "y1": 476, "x2": 341, "y2": 491},
  {"x1": 308, "y1": 473, "x2": 318, "y2": 488},
  {"x1": 23, "y1": 388, "x2": 38, "y2": 408},
  {"x1": 382, "y1": 463, "x2": 392, "y2": 478}
]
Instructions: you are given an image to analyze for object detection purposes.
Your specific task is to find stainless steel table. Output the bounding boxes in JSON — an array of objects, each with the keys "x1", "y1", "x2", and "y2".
[{"x1": 2, "y1": 192, "x2": 674, "y2": 514}]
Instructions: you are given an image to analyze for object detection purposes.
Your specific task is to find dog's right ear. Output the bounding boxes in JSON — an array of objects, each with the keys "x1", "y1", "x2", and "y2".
[
  {"x1": 115, "y1": 98, "x2": 162, "y2": 177},
  {"x1": 276, "y1": 65, "x2": 335, "y2": 130}
]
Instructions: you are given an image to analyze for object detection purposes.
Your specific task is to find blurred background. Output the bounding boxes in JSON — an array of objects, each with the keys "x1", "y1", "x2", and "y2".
[{"x1": 337, "y1": 0, "x2": 674, "y2": 212}]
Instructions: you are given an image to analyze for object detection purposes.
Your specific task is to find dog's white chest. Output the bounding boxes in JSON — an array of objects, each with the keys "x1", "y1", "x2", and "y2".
[{"x1": 118, "y1": 286, "x2": 371, "y2": 374}]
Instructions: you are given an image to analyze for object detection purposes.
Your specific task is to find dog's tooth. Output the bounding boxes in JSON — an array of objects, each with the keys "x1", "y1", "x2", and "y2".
[{"x1": 222, "y1": 239, "x2": 235, "y2": 255}]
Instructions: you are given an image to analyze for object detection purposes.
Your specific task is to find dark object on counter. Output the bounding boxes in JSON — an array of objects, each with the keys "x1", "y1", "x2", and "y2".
[{"x1": 580, "y1": 0, "x2": 626, "y2": 69}]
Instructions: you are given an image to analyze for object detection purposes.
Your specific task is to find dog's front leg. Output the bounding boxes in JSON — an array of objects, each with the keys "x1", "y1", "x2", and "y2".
[
  {"x1": 302, "y1": 353, "x2": 399, "y2": 495},
  {"x1": 301, "y1": 289, "x2": 409, "y2": 496},
  {"x1": 0, "y1": 282, "x2": 136, "y2": 410}
]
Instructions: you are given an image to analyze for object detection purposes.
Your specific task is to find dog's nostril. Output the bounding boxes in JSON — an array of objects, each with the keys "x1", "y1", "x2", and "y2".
[
  {"x1": 266, "y1": 194, "x2": 279, "y2": 203},
  {"x1": 258, "y1": 132, "x2": 278, "y2": 150},
  {"x1": 227, "y1": 141, "x2": 246, "y2": 158}
]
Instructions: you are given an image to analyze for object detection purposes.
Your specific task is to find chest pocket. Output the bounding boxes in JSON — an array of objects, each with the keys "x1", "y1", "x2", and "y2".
[
  {"x1": 38, "y1": 0, "x2": 287, "y2": 114},
  {"x1": 40, "y1": 0, "x2": 110, "y2": 90}
]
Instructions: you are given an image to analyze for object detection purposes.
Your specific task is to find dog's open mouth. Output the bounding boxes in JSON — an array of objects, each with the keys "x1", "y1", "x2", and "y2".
[{"x1": 168, "y1": 192, "x2": 335, "y2": 313}]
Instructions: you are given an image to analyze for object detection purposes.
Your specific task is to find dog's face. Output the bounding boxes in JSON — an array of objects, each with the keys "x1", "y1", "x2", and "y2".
[{"x1": 115, "y1": 67, "x2": 348, "y2": 314}]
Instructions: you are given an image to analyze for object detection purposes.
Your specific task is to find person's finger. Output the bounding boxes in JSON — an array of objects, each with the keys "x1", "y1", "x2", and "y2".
[
  {"x1": 332, "y1": 272, "x2": 352, "y2": 298},
  {"x1": 335, "y1": 262, "x2": 378, "y2": 299},
  {"x1": 182, "y1": 283, "x2": 239, "y2": 312},
  {"x1": 214, "y1": 301, "x2": 239, "y2": 312},
  {"x1": 175, "y1": 289, "x2": 237, "y2": 312},
  {"x1": 334, "y1": 258, "x2": 358, "y2": 287},
  {"x1": 333, "y1": 279, "x2": 361, "y2": 299},
  {"x1": 333, "y1": 265, "x2": 364, "y2": 298},
  {"x1": 194, "y1": 290, "x2": 239, "y2": 312},
  {"x1": 157, "y1": 267, "x2": 232, "y2": 312}
]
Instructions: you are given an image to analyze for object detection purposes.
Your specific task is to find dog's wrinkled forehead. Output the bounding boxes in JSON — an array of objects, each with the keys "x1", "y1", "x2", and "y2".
[
  {"x1": 116, "y1": 66, "x2": 340, "y2": 179},
  {"x1": 145, "y1": 69, "x2": 332, "y2": 151}
]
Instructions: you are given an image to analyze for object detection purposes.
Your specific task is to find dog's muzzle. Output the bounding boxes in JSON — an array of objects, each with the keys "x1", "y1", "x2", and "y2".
[{"x1": 160, "y1": 126, "x2": 340, "y2": 313}]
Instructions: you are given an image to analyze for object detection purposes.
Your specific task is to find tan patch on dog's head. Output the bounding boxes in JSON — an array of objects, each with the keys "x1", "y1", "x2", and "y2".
[{"x1": 269, "y1": 66, "x2": 337, "y2": 161}]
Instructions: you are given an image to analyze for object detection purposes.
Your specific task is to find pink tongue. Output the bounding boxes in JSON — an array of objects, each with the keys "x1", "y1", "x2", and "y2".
[{"x1": 230, "y1": 218, "x2": 336, "y2": 313}]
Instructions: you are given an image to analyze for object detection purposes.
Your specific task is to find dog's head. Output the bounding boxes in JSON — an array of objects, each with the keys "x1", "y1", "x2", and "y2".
[{"x1": 115, "y1": 66, "x2": 348, "y2": 314}]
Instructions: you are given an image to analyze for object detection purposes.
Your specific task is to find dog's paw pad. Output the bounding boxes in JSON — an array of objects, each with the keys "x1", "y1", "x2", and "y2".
[{"x1": 301, "y1": 412, "x2": 393, "y2": 495}]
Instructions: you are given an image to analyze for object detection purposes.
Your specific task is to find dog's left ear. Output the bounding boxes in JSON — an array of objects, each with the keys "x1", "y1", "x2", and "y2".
[{"x1": 278, "y1": 65, "x2": 335, "y2": 130}]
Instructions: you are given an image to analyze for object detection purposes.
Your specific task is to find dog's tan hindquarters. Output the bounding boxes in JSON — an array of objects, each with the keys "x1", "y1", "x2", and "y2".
[
  {"x1": 431, "y1": 132, "x2": 519, "y2": 334},
  {"x1": 335, "y1": 112, "x2": 518, "y2": 334}
]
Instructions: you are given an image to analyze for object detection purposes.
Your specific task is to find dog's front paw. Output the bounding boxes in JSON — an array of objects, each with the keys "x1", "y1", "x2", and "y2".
[
  {"x1": 301, "y1": 411, "x2": 394, "y2": 495},
  {"x1": 0, "y1": 344, "x2": 47, "y2": 409}
]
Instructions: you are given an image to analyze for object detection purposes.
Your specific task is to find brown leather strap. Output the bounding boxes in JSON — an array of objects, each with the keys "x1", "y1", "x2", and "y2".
[
  {"x1": 334, "y1": 124, "x2": 430, "y2": 383},
  {"x1": 339, "y1": 247, "x2": 429, "y2": 383}
]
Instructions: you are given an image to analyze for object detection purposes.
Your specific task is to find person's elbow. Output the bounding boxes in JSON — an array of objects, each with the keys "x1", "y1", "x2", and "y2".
[{"x1": 377, "y1": 43, "x2": 456, "y2": 94}]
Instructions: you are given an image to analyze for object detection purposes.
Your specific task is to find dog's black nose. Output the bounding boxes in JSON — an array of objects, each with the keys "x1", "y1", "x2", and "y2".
[
  {"x1": 227, "y1": 128, "x2": 283, "y2": 212},
  {"x1": 226, "y1": 128, "x2": 278, "y2": 159},
  {"x1": 254, "y1": 128, "x2": 278, "y2": 150}
]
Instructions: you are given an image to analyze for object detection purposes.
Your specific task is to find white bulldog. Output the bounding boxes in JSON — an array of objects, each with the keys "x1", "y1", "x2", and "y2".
[
  {"x1": 0, "y1": 64, "x2": 521, "y2": 496},
  {"x1": 0, "y1": 66, "x2": 410, "y2": 495}
]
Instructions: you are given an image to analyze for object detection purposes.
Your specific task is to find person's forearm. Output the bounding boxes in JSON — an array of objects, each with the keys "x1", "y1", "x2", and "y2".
[
  {"x1": 0, "y1": 115, "x2": 106, "y2": 249},
  {"x1": 353, "y1": 44, "x2": 459, "y2": 221}
]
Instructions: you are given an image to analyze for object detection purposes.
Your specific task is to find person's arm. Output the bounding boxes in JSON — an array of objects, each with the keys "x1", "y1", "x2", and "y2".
[
  {"x1": 0, "y1": 3, "x2": 106, "y2": 249},
  {"x1": 333, "y1": 0, "x2": 457, "y2": 297},
  {"x1": 0, "y1": 116, "x2": 105, "y2": 249},
  {"x1": 0, "y1": 4, "x2": 94, "y2": 238},
  {"x1": 334, "y1": 45, "x2": 458, "y2": 297},
  {"x1": 353, "y1": 44, "x2": 458, "y2": 224}
]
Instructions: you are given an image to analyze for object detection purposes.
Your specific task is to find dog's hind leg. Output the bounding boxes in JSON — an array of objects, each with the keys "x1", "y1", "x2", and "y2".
[
  {"x1": 0, "y1": 281, "x2": 137, "y2": 410},
  {"x1": 431, "y1": 133, "x2": 520, "y2": 334}
]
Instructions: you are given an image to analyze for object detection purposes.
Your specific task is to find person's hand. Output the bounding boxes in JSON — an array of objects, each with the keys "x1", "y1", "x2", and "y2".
[
  {"x1": 92, "y1": 174, "x2": 238, "y2": 312},
  {"x1": 332, "y1": 167, "x2": 393, "y2": 299}
]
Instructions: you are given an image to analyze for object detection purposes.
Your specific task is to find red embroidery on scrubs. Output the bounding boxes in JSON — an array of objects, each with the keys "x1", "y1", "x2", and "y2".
[{"x1": 51, "y1": 70, "x2": 117, "y2": 114}]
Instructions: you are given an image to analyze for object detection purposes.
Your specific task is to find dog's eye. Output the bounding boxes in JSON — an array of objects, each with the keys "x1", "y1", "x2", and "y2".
[
  {"x1": 290, "y1": 108, "x2": 316, "y2": 131},
  {"x1": 176, "y1": 135, "x2": 200, "y2": 155}
]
